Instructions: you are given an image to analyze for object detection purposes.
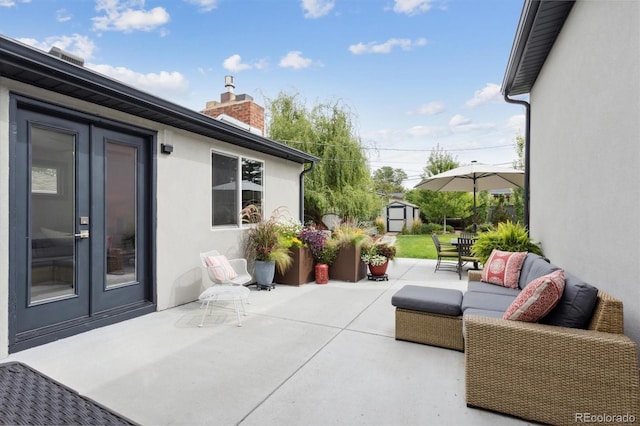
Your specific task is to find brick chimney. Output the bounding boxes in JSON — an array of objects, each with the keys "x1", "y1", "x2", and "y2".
[{"x1": 200, "y1": 76, "x2": 265, "y2": 136}]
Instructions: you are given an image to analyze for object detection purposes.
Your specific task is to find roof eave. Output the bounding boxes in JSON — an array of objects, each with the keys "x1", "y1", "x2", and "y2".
[
  {"x1": 501, "y1": 0, "x2": 575, "y2": 97},
  {"x1": 0, "y1": 35, "x2": 319, "y2": 165}
]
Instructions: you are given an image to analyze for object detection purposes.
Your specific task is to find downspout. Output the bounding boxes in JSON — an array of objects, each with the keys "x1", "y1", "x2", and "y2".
[
  {"x1": 503, "y1": 92, "x2": 530, "y2": 230},
  {"x1": 299, "y1": 162, "x2": 315, "y2": 223}
]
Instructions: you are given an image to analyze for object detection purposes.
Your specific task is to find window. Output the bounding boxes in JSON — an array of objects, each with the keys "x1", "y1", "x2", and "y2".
[{"x1": 211, "y1": 152, "x2": 263, "y2": 227}]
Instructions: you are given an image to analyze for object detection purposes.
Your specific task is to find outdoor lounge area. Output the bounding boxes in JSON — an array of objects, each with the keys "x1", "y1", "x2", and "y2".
[{"x1": 4, "y1": 258, "x2": 537, "y2": 426}]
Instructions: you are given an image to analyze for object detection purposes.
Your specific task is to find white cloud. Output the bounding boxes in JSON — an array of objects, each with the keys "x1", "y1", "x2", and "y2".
[
  {"x1": 393, "y1": 0, "x2": 434, "y2": 15},
  {"x1": 92, "y1": 0, "x2": 170, "y2": 33},
  {"x1": 406, "y1": 125, "x2": 447, "y2": 138},
  {"x1": 279, "y1": 51, "x2": 313, "y2": 70},
  {"x1": 465, "y1": 83, "x2": 501, "y2": 107},
  {"x1": 506, "y1": 114, "x2": 526, "y2": 135},
  {"x1": 56, "y1": 8, "x2": 72, "y2": 22},
  {"x1": 89, "y1": 64, "x2": 189, "y2": 98},
  {"x1": 223, "y1": 54, "x2": 252, "y2": 72},
  {"x1": 18, "y1": 34, "x2": 97, "y2": 60},
  {"x1": 449, "y1": 114, "x2": 471, "y2": 127},
  {"x1": 408, "y1": 101, "x2": 445, "y2": 115},
  {"x1": 184, "y1": 0, "x2": 219, "y2": 12},
  {"x1": 301, "y1": 0, "x2": 334, "y2": 18},
  {"x1": 349, "y1": 37, "x2": 427, "y2": 55}
]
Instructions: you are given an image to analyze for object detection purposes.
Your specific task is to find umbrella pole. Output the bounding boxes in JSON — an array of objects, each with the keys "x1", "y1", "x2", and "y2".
[{"x1": 473, "y1": 181, "x2": 477, "y2": 233}]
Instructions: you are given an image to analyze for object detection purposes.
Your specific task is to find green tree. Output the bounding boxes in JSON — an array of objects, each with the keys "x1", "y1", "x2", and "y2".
[
  {"x1": 512, "y1": 134, "x2": 525, "y2": 223},
  {"x1": 372, "y1": 166, "x2": 407, "y2": 195},
  {"x1": 407, "y1": 145, "x2": 472, "y2": 227},
  {"x1": 266, "y1": 92, "x2": 381, "y2": 223}
]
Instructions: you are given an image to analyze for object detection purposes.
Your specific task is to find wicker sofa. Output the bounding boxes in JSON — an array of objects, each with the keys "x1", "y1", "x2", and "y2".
[{"x1": 393, "y1": 253, "x2": 640, "y2": 426}]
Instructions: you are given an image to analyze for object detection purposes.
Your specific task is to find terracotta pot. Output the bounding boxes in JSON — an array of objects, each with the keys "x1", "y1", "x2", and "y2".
[
  {"x1": 368, "y1": 261, "x2": 389, "y2": 276},
  {"x1": 274, "y1": 247, "x2": 314, "y2": 286},
  {"x1": 315, "y1": 263, "x2": 328, "y2": 284}
]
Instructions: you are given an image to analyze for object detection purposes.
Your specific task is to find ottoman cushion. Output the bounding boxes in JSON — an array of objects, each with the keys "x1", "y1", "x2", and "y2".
[{"x1": 392, "y1": 285, "x2": 463, "y2": 316}]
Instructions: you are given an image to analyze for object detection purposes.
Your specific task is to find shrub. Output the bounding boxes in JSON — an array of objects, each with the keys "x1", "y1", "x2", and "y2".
[
  {"x1": 374, "y1": 217, "x2": 386, "y2": 235},
  {"x1": 410, "y1": 218, "x2": 423, "y2": 235},
  {"x1": 471, "y1": 221, "x2": 543, "y2": 264},
  {"x1": 422, "y1": 223, "x2": 443, "y2": 234}
]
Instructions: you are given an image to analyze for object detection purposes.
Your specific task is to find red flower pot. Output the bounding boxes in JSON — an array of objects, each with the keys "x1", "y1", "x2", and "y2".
[
  {"x1": 315, "y1": 263, "x2": 329, "y2": 284},
  {"x1": 368, "y1": 261, "x2": 389, "y2": 277}
]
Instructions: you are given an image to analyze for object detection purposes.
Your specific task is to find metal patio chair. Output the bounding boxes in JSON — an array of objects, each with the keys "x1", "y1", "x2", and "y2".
[
  {"x1": 432, "y1": 233, "x2": 459, "y2": 274},
  {"x1": 198, "y1": 251, "x2": 251, "y2": 327}
]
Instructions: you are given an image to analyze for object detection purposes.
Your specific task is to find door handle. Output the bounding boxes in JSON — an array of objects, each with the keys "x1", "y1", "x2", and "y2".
[{"x1": 74, "y1": 230, "x2": 90, "y2": 239}]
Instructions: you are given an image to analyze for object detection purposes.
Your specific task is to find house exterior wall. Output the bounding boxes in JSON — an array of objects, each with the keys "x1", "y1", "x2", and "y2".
[
  {"x1": 0, "y1": 78, "x2": 304, "y2": 357},
  {"x1": 528, "y1": 1, "x2": 640, "y2": 345}
]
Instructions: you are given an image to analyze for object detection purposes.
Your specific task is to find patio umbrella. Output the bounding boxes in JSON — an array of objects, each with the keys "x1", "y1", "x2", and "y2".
[{"x1": 413, "y1": 161, "x2": 524, "y2": 230}]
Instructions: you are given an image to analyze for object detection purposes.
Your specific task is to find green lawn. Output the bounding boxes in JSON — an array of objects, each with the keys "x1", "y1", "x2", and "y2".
[{"x1": 395, "y1": 233, "x2": 458, "y2": 260}]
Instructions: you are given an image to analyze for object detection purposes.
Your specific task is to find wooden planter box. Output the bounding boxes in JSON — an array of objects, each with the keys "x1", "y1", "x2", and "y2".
[
  {"x1": 329, "y1": 244, "x2": 366, "y2": 282},
  {"x1": 274, "y1": 247, "x2": 314, "y2": 286}
]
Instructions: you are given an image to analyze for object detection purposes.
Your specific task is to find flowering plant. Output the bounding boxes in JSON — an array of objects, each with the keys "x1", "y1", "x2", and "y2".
[
  {"x1": 360, "y1": 241, "x2": 397, "y2": 266},
  {"x1": 300, "y1": 226, "x2": 329, "y2": 262},
  {"x1": 278, "y1": 219, "x2": 305, "y2": 249},
  {"x1": 244, "y1": 219, "x2": 292, "y2": 273}
]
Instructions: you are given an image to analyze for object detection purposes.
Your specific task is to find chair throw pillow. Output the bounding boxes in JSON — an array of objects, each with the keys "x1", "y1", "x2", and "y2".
[
  {"x1": 481, "y1": 250, "x2": 527, "y2": 289},
  {"x1": 503, "y1": 269, "x2": 565, "y2": 322},
  {"x1": 205, "y1": 255, "x2": 238, "y2": 281}
]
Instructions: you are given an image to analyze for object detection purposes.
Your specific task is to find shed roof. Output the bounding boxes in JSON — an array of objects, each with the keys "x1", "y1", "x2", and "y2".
[
  {"x1": 0, "y1": 35, "x2": 319, "y2": 165},
  {"x1": 502, "y1": 0, "x2": 574, "y2": 96}
]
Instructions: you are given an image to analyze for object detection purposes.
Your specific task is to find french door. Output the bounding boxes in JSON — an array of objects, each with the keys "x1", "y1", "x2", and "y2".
[{"x1": 10, "y1": 100, "x2": 155, "y2": 351}]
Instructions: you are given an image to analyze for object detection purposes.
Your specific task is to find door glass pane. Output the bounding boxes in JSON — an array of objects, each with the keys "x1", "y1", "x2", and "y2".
[
  {"x1": 106, "y1": 142, "x2": 137, "y2": 287},
  {"x1": 30, "y1": 126, "x2": 76, "y2": 304}
]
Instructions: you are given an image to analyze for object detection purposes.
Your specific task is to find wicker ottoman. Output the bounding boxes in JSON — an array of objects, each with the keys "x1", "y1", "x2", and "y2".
[{"x1": 391, "y1": 285, "x2": 464, "y2": 351}]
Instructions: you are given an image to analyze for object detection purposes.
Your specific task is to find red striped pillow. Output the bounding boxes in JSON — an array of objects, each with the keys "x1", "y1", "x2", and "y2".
[{"x1": 503, "y1": 270, "x2": 565, "y2": 322}]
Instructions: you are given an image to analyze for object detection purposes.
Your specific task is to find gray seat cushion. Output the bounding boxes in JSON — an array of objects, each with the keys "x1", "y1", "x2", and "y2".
[
  {"x1": 518, "y1": 253, "x2": 560, "y2": 290},
  {"x1": 462, "y1": 308, "x2": 505, "y2": 320},
  {"x1": 540, "y1": 271, "x2": 598, "y2": 329},
  {"x1": 461, "y1": 291, "x2": 516, "y2": 314},
  {"x1": 391, "y1": 285, "x2": 463, "y2": 316},
  {"x1": 467, "y1": 281, "x2": 522, "y2": 297}
]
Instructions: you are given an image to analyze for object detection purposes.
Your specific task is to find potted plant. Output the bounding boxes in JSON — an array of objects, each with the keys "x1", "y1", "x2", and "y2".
[
  {"x1": 329, "y1": 222, "x2": 368, "y2": 282},
  {"x1": 361, "y1": 240, "x2": 397, "y2": 277},
  {"x1": 300, "y1": 225, "x2": 333, "y2": 284},
  {"x1": 244, "y1": 219, "x2": 292, "y2": 289},
  {"x1": 274, "y1": 220, "x2": 314, "y2": 286},
  {"x1": 471, "y1": 220, "x2": 543, "y2": 265}
]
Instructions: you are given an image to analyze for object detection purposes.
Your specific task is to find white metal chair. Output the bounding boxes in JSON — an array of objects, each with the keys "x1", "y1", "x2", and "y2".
[{"x1": 198, "y1": 250, "x2": 252, "y2": 327}]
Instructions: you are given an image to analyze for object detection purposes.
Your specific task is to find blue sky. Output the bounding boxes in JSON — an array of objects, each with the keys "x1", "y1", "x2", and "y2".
[{"x1": 0, "y1": 0, "x2": 526, "y2": 188}]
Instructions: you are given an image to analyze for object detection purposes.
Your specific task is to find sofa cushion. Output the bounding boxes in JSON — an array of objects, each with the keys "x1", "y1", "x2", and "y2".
[
  {"x1": 481, "y1": 250, "x2": 527, "y2": 289},
  {"x1": 467, "y1": 280, "x2": 522, "y2": 297},
  {"x1": 391, "y1": 285, "x2": 463, "y2": 316},
  {"x1": 540, "y1": 271, "x2": 598, "y2": 329},
  {"x1": 503, "y1": 270, "x2": 565, "y2": 322},
  {"x1": 461, "y1": 291, "x2": 516, "y2": 314},
  {"x1": 518, "y1": 253, "x2": 560, "y2": 290},
  {"x1": 463, "y1": 308, "x2": 505, "y2": 320}
]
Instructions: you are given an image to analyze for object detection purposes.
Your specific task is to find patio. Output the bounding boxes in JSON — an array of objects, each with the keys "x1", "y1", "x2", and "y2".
[{"x1": 5, "y1": 258, "x2": 533, "y2": 425}]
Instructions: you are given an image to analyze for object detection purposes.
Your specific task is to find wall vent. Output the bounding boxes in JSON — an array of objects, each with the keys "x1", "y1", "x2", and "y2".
[{"x1": 48, "y1": 47, "x2": 84, "y2": 67}]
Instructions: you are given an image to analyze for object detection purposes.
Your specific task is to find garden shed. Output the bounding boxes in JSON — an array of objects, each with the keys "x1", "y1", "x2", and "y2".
[{"x1": 383, "y1": 200, "x2": 420, "y2": 233}]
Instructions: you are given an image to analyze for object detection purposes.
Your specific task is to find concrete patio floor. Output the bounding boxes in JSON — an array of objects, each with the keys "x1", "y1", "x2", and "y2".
[{"x1": 5, "y1": 258, "x2": 535, "y2": 426}]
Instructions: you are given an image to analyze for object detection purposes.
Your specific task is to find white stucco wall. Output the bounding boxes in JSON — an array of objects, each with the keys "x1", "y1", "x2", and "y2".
[
  {"x1": 155, "y1": 128, "x2": 303, "y2": 310},
  {"x1": 0, "y1": 79, "x2": 305, "y2": 356},
  {"x1": 528, "y1": 1, "x2": 640, "y2": 345}
]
